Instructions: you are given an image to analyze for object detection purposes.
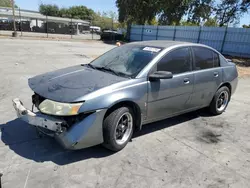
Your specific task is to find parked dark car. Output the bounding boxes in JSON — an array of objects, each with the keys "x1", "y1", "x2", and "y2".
[
  {"x1": 100, "y1": 30, "x2": 124, "y2": 41},
  {"x1": 13, "y1": 41, "x2": 238, "y2": 151}
]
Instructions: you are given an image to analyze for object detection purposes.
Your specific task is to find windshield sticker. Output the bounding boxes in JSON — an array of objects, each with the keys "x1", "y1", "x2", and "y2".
[{"x1": 143, "y1": 47, "x2": 162, "y2": 53}]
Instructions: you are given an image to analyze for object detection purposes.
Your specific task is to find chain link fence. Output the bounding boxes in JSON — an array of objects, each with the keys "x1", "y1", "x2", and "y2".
[{"x1": 0, "y1": 7, "x2": 108, "y2": 40}]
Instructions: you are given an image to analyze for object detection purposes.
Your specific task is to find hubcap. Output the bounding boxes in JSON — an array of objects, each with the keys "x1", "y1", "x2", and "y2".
[
  {"x1": 216, "y1": 91, "x2": 229, "y2": 112},
  {"x1": 115, "y1": 112, "x2": 133, "y2": 145}
]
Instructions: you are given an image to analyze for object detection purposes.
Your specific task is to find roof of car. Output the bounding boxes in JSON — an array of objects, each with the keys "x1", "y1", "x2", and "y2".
[{"x1": 128, "y1": 40, "x2": 197, "y2": 48}]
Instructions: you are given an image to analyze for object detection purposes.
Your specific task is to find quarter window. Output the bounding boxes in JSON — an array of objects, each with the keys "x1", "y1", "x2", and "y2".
[
  {"x1": 157, "y1": 47, "x2": 192, "y2": 74},
  {"x1": 193, "y1": 47, "x2": 220, "y2": 70},
  {"x1": 213, "y1": 52, "x2": 220, "y2": 67}
]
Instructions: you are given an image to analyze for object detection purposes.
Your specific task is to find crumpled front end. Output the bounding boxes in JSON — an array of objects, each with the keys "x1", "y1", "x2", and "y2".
[
  {"x1": 55, "y1": 109, "x2": 106, "y2": 149},
  {"x1": 12, "y1": 98, "x2": 107, "y2": 150}
]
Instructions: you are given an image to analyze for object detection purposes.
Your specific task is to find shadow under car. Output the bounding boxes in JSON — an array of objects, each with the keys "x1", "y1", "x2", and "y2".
[{"x1": 0, "y1": 109, "x2": 208, "y2": 165}]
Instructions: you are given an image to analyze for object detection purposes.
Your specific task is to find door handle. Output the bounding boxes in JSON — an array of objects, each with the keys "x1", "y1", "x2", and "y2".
[
  {"x1": 183, "y1": 78, "x2": 190, "y2": 84},
  {"x1": 214, "y1": 72, "x2": 219, "y2": 77}
]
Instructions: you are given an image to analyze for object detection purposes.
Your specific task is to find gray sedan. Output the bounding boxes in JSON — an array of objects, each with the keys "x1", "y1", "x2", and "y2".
[{"x1": 12, "y1": 41, "x2": 238, "y2": 151}]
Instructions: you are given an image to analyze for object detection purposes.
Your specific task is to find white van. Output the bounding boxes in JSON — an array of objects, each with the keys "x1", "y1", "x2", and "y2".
[{"x1": 90, "y1": 26, "x2": 101, "y2": 34}]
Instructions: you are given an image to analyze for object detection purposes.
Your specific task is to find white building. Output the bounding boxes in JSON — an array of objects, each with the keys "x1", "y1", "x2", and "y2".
[{"x1": 0, "y1": 7, "x2": 90, "y2": 34}]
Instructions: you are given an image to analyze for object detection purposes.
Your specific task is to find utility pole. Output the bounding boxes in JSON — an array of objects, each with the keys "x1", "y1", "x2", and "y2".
[
  {"x1": 46, "y1": 15, "x2": 48, "y2": 38},
  {"x1": 71, "y1": 17, "x2": 73, "y2": 39},
  {"x1": 111, "y1": 17, "x2": 114, "y2": 42},
  {"x1": 11, "y1": 0, "x2": 17, "y2": 37},
  {"x1": 19, "y1": 7, "x2": 22, "y2": 36}
]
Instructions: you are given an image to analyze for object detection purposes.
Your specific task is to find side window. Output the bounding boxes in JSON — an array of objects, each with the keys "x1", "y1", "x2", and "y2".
[
  {"x1": 157, "y1": 47, "x2": 191, "y2": 74},
  {"x1": 213, "y1": 52, "x2": 220, "y2": 67},
  {"x1": 193, "y1": 47, "x2": 220, "y2": 70}
]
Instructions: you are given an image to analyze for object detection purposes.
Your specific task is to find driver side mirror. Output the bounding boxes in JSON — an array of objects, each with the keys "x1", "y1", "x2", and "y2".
[{"x1": 149, "y1": 71, "x2": 173, "y2": 81}]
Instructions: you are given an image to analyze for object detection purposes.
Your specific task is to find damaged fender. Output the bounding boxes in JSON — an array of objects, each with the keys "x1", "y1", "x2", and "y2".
[{"x1": 55, "y1": 109, "x2": 107, "y2": 150}]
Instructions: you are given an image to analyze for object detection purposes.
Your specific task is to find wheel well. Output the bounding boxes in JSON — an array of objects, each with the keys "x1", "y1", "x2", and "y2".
[
  {"x1": 219, "y1": 83, "x2": 232, "y2": 94},
  {"x1": 104, "y1": 101, "x2": 142, "y2": 131}
]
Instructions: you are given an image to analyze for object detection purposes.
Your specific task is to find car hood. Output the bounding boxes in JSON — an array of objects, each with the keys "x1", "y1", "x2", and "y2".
[{"x1": 28, "y1": 65, "x2": 128, "y2": 103}]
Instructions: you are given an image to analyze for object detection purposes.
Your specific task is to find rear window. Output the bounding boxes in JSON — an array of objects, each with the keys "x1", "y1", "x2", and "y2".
[{"x1": 193, "y1": 47, "x2": 220, "y2": 70}]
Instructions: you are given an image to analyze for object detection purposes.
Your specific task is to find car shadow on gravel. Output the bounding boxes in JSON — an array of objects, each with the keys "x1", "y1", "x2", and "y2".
[
  {"x1": 0, "y1": 119, "x2": 114, "y2": 165},
  {"x1": 0, "y1": 109, "x2": 209, "y2": 166},
  {"x1": 133, "y1": 110, "x2": 203, "y2": 138}
]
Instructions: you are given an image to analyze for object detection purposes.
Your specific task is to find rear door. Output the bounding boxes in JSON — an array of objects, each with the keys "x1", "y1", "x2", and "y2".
[
  {"x1": 190, "y1": 47, "x2": 222, "y2": 108},
  {"x1": 147, "y1": 47, "x2": 194, "y2": 122}
]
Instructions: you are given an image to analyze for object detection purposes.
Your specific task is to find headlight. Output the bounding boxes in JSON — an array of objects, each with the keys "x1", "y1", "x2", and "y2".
[{"x1": 39, "y1": 99, "x2": 83, "y2": 116}]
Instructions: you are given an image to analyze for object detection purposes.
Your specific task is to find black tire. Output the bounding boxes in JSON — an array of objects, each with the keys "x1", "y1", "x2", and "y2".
[
  {"x1": 209, "y1": 86, "x2": 231, "y2": 115},
  {"x1": 102, "y1": 107, "x2": 134, "y2": 152}
]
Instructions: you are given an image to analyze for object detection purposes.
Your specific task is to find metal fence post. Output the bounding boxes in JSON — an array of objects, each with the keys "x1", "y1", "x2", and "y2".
[
  {"x1": 91, "y1": 20, "x2": 93, "y2": 40},
  {"x1": 141, "y1": 25, "x2": 144, "y2": 41},
  {"x1": 173, "y1": 26, "x2": 177, "y2": 41},
  {"x1": 19, "y1": 8, "x2": 22, "y2": 36},
  {"x1": 197, "y1": 26, "x2": 202, "y2": 43},
  {"x1": 71, "y1": 17, "x2": 73, "y2": 39},
  {"x1": 111, "y1": 17, "x2": 114, "y2": 42},
  {"x1": 221, "y1": 26, "x2": 228, "y2": 53},
  {"x1": 156, "y1": 25, "x2": 159, "y2": 40},
  {"x1": 126, "y1": 23, "x2": 131, "y2": 41},
  {"x1": 46, "y1": 15, "x2": 48, "y2": 38},
  {"x1": 11, "y1": 0, "x2": 17, "y2": 37}
]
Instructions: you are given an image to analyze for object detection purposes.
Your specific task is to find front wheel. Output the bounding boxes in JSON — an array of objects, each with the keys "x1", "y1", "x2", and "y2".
[
  {"x1": 102, "y1": 107, "x2": 134, "y2": 151},
  {"x1": 209, "y1": 86, "x2": 231, "y2": 115}
]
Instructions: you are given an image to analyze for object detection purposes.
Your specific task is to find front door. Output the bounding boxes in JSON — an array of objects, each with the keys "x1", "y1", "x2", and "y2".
[{"x1": 146, "y1": 47, "x2": 194, "y2": 122}]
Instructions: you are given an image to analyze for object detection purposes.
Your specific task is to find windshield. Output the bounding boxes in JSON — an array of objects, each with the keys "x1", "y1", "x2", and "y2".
[{"x1": 90, "y1": 45, "x2": 163, "y2": 78}]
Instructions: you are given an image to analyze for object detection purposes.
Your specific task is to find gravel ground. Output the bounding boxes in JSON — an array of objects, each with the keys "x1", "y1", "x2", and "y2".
[
  {"x1": 225, "y1": 55, "x2": 250, "y2": 78},
  {"x1": 0, "y1": 39, "x2": 250, "y2": 188}
]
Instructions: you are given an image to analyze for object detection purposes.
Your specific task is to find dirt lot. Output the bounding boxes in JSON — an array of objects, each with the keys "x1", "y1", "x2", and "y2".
[
  {"x1": 0, "y1": 39, "x2": 250, "y2": 188},
  {"x1": 224, "y1": 56, "x2": 250, "y2": 78}
]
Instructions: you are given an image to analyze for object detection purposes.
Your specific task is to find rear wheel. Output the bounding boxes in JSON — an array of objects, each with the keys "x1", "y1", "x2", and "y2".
[
  {"x1": 102, "y1": 107, "x2": 134, "y2": 151},
  {"x1": 209, "y1": 86, "x2": 230, "y2": 115}
]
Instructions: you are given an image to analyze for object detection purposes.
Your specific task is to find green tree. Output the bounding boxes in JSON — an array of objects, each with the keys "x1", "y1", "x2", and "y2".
[
  {"x1": 0, "y1": 0, "x2": 11, "y2": 7},
  {"x1": 116, "y1": 0, "x2": 159, "y2": 25},
  {"x1": 92, "y1": 11, "x2": 118, "y2": 29},
  {"x1": 39, "y1": 4, "x2": 95, "y2": 20},
  {"x1": 67, "y1": 6, "x2": 95, "y2": 20},
  {"x1": 158, "y1": 0, "x2": 193, "y2": 25},
  {"x1": 117, "y1": 0, "x2": 192, "y2": 26},
  {"x1": 39, "y1": 4, "x2": 60, "y2": 16},
  {"x1": 187, "y1": 0, "x2": 214, "y2": 25},
  {"x1": 215, "y1": 0, "x2": 250, "y2": 27},
  {"x1": 203, "y1": 17, "x2": 218, "y2": 26},
  {"x1": 243, "y1": 24, "x2": 250, "y2": 28},
  {"x1": 147, "y1": 17, "x2": 158, "y2": 25},
  {"x1": 180, "y1": 20, "x2": 199, "y2": 26},
  {"x1": 0, "y1": 0, "x2": 18, "y2": 8},
  {"x1": 58, "y1": 8, "x2": 69, "y2": 18},
  {"x1": 107, "y1": 11, "x2": 118, "y2": 21}
]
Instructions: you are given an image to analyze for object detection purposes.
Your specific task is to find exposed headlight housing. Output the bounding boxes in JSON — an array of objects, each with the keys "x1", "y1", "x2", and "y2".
[{"x1": 39, "y1": 99, "x2": 83, "y2": 116}]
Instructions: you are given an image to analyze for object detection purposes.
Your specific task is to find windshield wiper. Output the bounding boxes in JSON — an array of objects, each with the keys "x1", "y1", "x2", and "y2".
[
  {"x1": 95, "y1": 67, "x2": 131, "y2": 78},
  {"x1": 82, "y1": 63, "x2": 96, "y2": 69},
  {"x1": 95, "y1": 66, "x2": 119, "y2": 76}
]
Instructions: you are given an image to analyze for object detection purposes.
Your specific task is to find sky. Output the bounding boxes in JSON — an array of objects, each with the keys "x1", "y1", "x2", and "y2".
[
  {"x1": 15, "y1": 0, "x2": 118, "y2": 13},
  {"x1": 15, "y1": 0, "x2": 250, "y2": 26}
]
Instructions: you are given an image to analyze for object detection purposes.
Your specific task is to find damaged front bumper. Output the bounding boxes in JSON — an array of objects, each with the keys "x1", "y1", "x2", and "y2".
[
  {"x1": 12, "y1": 98, "x2": 64, "y2": 132},
  {"x1": 12, "y1": 98, "x2": 107, "y2": 150}
]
